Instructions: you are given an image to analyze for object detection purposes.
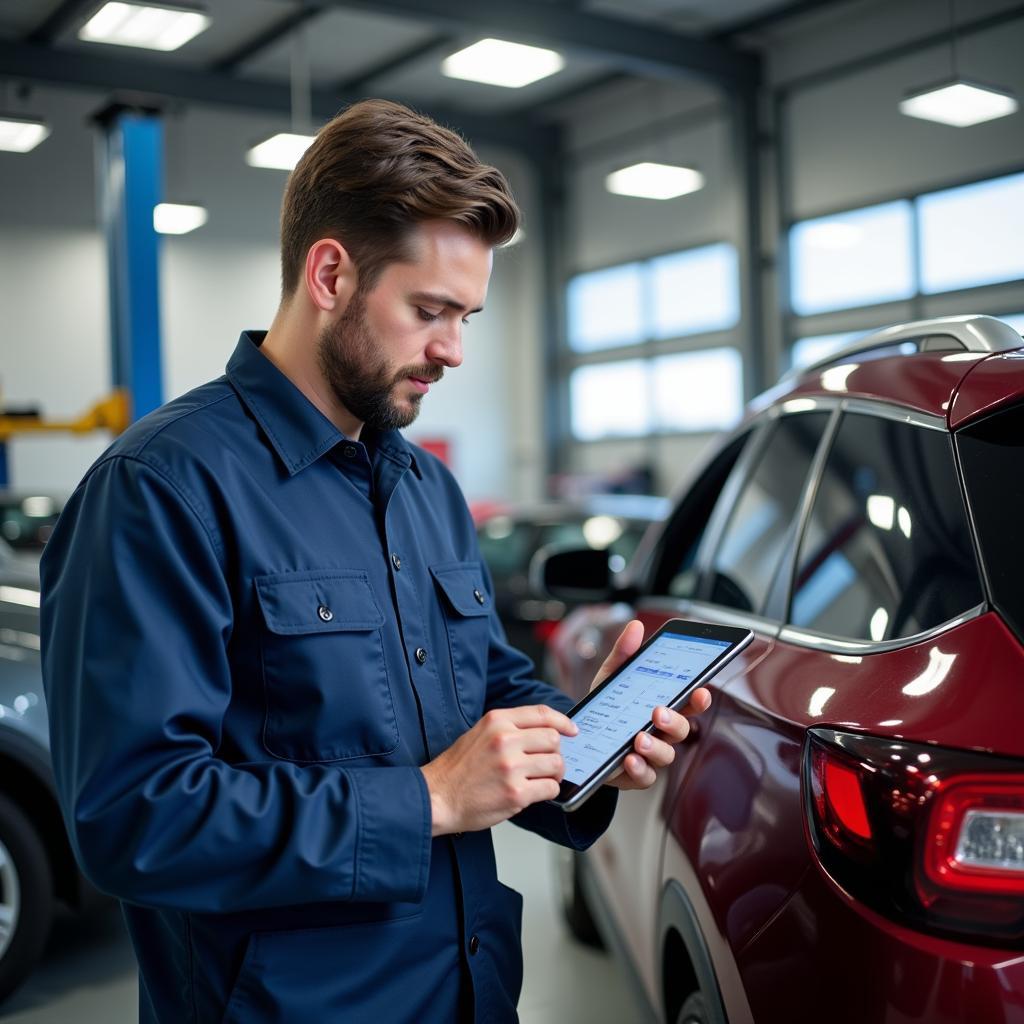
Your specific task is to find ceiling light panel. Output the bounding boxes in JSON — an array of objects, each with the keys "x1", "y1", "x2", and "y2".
[
  {"x1": 899, "y1": 81, "x2": 1018, "y2": 127},
  {"x1": 153, "y1": 203, "x2": 208, "y2": 235},
  {"x1": 245, "y1": 133, "x2": 316, "y2": 171},
  {"x1": 79, "y1": 2, "x2": 211, "y2": 52},
  {"x1": 442, "y1": 39, "x2": 565, "y2": 88},
  {"x1": 0, "y1": 116, "x2": 50, "y2": 153},
  {"x1": 605, "y1": 162, "x2": 705, "y2": 200}
]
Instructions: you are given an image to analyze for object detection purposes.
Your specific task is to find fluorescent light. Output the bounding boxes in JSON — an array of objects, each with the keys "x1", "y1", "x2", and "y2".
[
  {"x1": 0, "y1": 587, "x2": 40, "y2": 609},
  {"x1": 605, "y1": 162, "x2": 705, "y2": 201},
  {"x1": 442, "y1": 38, "x2": 565, "y2": 88},
  {"x1": 154, "y1": 203, "x2": 207, "y2": 235},
  {"x1": 79, "y1": 2, "x2": 210, "y2": 52},
  {"x1": 0, "y1": 115, "x2": 50, "y2": 153},
  {"x1": 245, "y1": 132, "x2": 316, "y2": 171},
  {"x1": 899, "y1": 80, "x2": 1018, "y2": 127}
]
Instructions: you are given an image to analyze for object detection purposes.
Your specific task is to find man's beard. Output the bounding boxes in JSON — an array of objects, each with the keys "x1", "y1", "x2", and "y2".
[{"x1": 317, "y1": 291, "x2": 442, "y2": 432}]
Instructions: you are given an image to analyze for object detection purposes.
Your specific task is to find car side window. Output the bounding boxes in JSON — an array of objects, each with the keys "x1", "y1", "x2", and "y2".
[
  {"x1": 704, "y1": 412, "x2": 831, "y2": 614},
  {"x1": 652, "y1": 433, "x2": 750, "y2": 599},
  {"x1": 789, "y1": 412, "x2": 983, "y2": 642}
]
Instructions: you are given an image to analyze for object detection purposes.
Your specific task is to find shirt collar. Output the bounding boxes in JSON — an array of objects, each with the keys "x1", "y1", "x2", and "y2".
[{"x1": 226, "y1": 331, "x2": 421, "y2": 479}]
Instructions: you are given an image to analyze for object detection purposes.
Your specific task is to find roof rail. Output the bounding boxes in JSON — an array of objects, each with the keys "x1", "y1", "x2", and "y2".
[{"x1": 788, "y1": 315, "x2": 1023, "y2": 380}]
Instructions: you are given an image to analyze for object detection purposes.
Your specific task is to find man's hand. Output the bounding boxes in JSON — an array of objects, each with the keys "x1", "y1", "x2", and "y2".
[
  {"x1": 421, "y1": 705, "x2": 577, "y2": 837},
  {"x1": 591, "y1": 620, "x2": 713, "y2": 792}
]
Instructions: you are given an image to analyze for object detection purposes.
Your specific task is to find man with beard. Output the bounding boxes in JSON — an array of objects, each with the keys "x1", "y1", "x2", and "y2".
[{"x1": 40, "y1": 99, "x2": 709, "y2": 1023}]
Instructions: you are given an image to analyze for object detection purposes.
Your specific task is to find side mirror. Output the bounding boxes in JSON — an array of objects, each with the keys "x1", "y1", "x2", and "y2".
[{"x1": 529, "y1": 545, "x2": 614, "y2": 602}]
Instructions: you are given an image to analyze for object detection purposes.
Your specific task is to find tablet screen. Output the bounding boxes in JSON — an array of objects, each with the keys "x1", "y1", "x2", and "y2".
[{"x1": 560, "y1": 630, "x2": 732, "y2": 786}]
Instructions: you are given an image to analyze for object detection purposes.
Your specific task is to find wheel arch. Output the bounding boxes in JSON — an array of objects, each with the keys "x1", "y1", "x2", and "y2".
[
  {"x1": 659, "y1": 880, "x2": 728, "y2": 1024},
  {"x1": 0, "y1": 732, "x2": 82, "y2": 909}
]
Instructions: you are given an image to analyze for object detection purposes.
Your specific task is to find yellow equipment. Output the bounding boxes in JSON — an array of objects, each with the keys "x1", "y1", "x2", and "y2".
[{"x1": 0, "y1": 390, "x2": 131, "y2": 442}]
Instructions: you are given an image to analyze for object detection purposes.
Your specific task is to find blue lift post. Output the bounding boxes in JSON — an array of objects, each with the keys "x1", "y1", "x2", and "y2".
[{"x1": 95, "y1": 104, "x2": 165, "y2": 423}]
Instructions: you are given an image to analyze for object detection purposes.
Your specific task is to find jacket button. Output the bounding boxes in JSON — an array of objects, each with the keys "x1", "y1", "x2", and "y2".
[
  {"x1": 469, "y1": 934, "x2": 480, "y2": 956},
  {"x1": 342, "y1": 445, "x2": 357, "y2": 458},
  {"x1": 415, "y1": 647, "x2": 428, "y2": 665},
  {"x1": 473, "y1": 588, "x2": 485, "y2": 605},
  {"x1": 391, "y1": 552, "x2": 402, "y2": 571},
  {"x1": 317, "y1": 605, "x2": 334, "y2": 622}
]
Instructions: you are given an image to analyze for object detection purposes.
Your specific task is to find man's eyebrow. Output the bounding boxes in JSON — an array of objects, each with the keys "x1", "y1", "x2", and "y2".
[{"x1": 411, "y1": 291, "x2": 484, "y2": 315}]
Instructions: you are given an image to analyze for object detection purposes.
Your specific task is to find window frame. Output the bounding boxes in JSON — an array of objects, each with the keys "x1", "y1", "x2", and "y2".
[
  {"x1": 564, "y1": 239, "x2": 744, "y2": 443},
  {"x1": 784, "y1": 164, "x2": 1024, "y2": 381}
]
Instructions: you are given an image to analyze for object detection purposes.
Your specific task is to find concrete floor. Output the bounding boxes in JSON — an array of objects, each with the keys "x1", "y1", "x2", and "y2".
[{"x1": 0, "y1": 822, "x2": 638, "y2": 1022}]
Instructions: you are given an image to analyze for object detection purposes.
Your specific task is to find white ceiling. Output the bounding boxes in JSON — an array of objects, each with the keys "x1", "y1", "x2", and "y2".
[{"x1": 0, "y1": 0, "x2": 840, "y2": 121}]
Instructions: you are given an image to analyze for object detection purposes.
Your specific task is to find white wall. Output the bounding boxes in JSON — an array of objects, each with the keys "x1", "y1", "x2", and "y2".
[{"x1": 0, "y1": 88, "x2": 542, "y2": 503}]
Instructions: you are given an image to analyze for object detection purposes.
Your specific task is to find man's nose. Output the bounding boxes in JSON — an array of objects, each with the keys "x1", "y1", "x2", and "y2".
[{"x1": 427, "y1": 321, "x2": 463, "y2": 368}]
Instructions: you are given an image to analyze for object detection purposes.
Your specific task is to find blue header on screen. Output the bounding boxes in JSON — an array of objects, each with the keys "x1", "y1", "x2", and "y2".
[{"x1": 663, "y1": 633, "x2": 731, "y2": 649}]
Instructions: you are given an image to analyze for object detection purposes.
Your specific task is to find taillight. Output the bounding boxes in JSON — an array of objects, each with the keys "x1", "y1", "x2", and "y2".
[
  {"x1": 804, "y1": 729, "x2": 1024, "y2": 944},
  {"x1": 810, "y1": 746, "x2": 873, "y2": 847},
  {"x1": 922, "y1": 775, "x2": 1024, "y2": 896}
]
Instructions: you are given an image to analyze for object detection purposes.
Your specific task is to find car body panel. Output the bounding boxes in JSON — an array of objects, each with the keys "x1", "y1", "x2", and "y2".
[
  {"x1": 949, "y1": 350, "x2": 1024, "y2": 429},
  {"x1": 774, "y1": 352, "x2": 979, "y2": 420},
  {"x1": 737, "y1": 864, "x2": 1024, "y2": 1024}
]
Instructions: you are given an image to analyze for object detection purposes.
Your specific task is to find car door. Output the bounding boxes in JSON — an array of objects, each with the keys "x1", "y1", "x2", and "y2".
[
  {"x1": 651, "y1": 409, "x2": 835, "y2": 959},
  {"x1": 588, "y1": 411, "x2": 829, "y2": 998}
]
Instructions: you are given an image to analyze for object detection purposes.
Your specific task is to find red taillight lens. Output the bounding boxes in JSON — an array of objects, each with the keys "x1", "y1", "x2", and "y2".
[
  {"x1": 804, "y1": 729, "x2": 1024, "y2": 943},
  {"x1": 811, "y1": 747, "x2": 873, "y2": 847},
  {"x1": 922, "y1": 775, "x2": 1024, "y2": 896}
]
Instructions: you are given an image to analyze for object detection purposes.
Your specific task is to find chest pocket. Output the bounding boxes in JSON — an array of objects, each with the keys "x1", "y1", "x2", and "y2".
[
  {"x1": 430, "y1": 561, "x2": 491, "y2": 726},
  {"x1": 255, "y1": 570, "x2": 398, "y2": 763}
]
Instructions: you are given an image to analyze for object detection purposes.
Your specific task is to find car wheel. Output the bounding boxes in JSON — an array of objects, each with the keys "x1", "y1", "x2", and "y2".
[
  {"x1": 554, "y1": 848, "x2": 603, "y2": 948},
  {"x1": 676, "y1": 991, "x2": 711, "y2": 1024},
  {"x1": 0, "y1": 792, "x2": 54, "y2": 1004}
]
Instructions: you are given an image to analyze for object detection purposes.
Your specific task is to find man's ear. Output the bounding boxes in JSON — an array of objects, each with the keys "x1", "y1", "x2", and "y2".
[{"x1": 304, "y1": 239, "x2": 358, "y2": 313}]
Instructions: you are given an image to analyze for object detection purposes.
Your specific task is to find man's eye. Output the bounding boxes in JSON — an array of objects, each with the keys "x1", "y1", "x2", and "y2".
[
  {"x1": 418, "y1": 308, "x2": 440, "y2": 322},
  {"x1": 461, "y1": 317, "x2": 470, "y2": 326}
]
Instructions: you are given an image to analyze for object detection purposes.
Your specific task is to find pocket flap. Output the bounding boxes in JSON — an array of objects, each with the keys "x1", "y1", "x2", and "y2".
[
  {"x1": 255, "y1": 570, "x2": 384, "y2": 634},
  {"x1": 430, "y1": 561, "x2": 491, "y2": 618}
]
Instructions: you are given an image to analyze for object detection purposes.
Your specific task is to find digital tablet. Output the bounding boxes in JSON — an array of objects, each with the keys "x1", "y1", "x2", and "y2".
[{"x1": 552, "y1": 618, "x2": 753, "y2": 812}]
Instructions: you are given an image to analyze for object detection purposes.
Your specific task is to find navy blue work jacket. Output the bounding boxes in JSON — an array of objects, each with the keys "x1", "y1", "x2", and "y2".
[{"x1": 40, "y1": 332, "x2": 616, "y2": 1023}]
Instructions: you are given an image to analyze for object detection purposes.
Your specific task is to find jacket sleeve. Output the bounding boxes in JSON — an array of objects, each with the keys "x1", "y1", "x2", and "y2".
[
  {"x1": 40, "y1": 454, "x2": 431, "y2": 914},
  {"x1": 476, "y1": 560, "x2": 618, "y2": 849}
]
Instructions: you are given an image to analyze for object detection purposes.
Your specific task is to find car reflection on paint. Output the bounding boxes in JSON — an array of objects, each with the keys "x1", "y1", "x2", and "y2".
[{"x1": 539, "y1": 316, "x2": 1024, "y2": 1024}]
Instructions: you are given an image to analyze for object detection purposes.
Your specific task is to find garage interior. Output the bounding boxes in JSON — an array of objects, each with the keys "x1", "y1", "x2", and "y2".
[{"x1": 0, "y1": 0, "x2": 1022, "y2": 1021}]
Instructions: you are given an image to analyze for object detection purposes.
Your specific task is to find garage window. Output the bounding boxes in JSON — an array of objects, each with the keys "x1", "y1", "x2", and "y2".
[{"x1": 919, "y1": 172, "x2": 1024, "y2": 294}]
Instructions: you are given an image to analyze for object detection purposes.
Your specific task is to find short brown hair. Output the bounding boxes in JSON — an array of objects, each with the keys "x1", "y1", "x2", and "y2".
[{"x1": 279, "y1": 99, "x2": 520, "y2": 297}]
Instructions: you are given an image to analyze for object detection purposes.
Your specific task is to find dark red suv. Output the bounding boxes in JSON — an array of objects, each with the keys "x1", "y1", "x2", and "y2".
[{"x1": 541, "y1": 315, "x2": 1024, "y2": 1024}]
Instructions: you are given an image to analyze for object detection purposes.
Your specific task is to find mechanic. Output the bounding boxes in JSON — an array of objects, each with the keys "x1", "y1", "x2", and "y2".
[{"x1": 39, "y1": 98, "x2": 710, "y2": 1023}]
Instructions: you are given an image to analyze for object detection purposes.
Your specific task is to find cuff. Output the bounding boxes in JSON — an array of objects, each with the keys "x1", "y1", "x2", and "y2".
[{"x1": 347, "y1": 766, "x2": 432, "y2": 903}]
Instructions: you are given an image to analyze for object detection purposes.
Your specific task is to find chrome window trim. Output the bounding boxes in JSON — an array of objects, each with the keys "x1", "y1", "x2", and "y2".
[
  {"x1": 636, "y1": 596, "x2": 782, "y2": 637},
  {"x1": 840, "y1": 398, "x2": 946, "y2": 431},
  {"x1": 778, "y1": 603, "x2": 986, "y2": 655}
]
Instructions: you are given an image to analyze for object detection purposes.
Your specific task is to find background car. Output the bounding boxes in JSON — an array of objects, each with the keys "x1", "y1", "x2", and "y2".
[
  {"x1": 0, "y1": 494, "x2": 63, "y2": 554},
  {"x1": 474, "y1": 494, "x2": 668, "y2": 671},
  {"x1": 0, "y1": 533, "x2": 98, "y2": 1005},
  {"x1": 539, "y1": 315, "x2": 1024, "y2": 1024}
]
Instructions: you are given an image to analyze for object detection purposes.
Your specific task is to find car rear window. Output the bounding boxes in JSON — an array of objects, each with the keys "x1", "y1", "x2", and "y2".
[
  {"x1": 956, "y1": 402, "x2": 1024, "y2": 644},
  {"x1": 790, "y1": 412, "x2": 983, "y2": 643}
]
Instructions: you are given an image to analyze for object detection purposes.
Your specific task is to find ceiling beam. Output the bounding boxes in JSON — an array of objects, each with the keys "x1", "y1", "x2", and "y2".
[
  {"x1": 25, "y1": 0, "x2": 97, "y2": 45},
  {"x1": 711, "y1": 0, "x2": 855, "y2": 40},
  {"x1": 296, "y1": 0, "x2": 761, "y2": 90},
  {"x1": 0, "y1": 38, "x2": 556, "y2": 152},
  {"x1": 333, "y1": 33, "x2": 455, "y2": 94},
  {"x1": 211, "y1": 7, "x2": 324, "y2": 73}
]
